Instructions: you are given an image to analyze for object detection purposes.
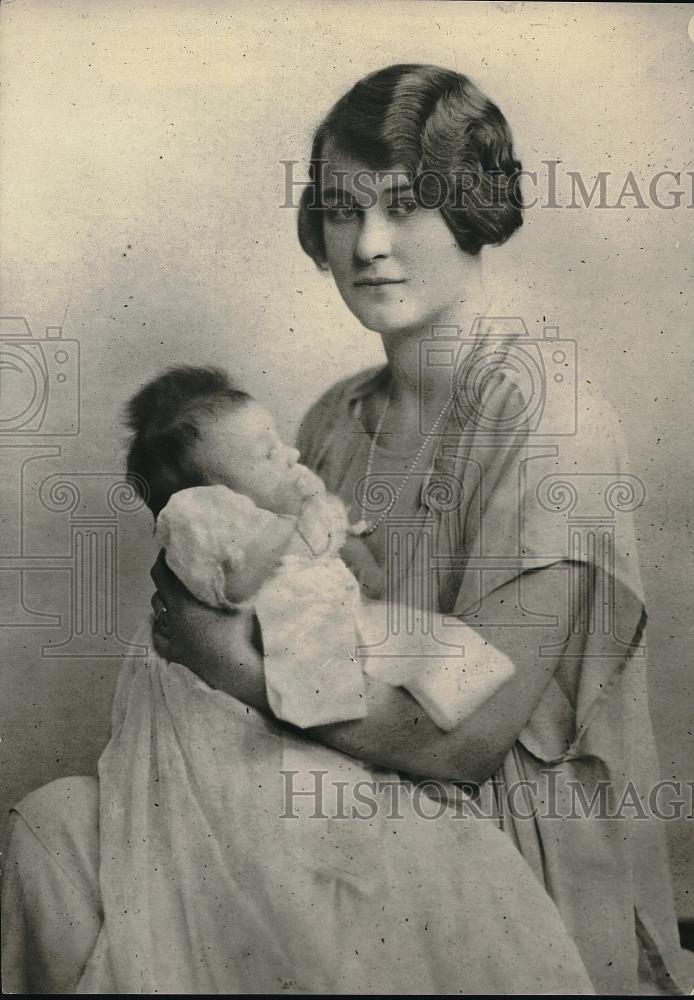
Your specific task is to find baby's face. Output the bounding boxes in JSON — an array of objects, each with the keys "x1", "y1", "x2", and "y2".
[{"x1": 194, "y1": 401, "x2": 319, "y2": 515}]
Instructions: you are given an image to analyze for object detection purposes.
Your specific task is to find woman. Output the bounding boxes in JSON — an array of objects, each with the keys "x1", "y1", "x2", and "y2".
[
  {"x1": 2, "y1": 65, "x2": 690, "y2": 994},
  {"x1": 149, "y1": 65, "x2": 691, "y2": 992}
]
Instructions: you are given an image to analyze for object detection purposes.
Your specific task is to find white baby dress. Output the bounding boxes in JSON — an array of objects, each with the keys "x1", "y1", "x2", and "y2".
[{"x1": 155, "y1": 483, "x2": 517, "y2": 731}]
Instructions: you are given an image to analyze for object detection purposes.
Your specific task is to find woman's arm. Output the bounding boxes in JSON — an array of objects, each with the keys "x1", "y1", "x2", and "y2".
[
  {"x1": 339, "y1": 535, "x2": 384, "y2": 599},
  {"x1": 310, "y1": 566, "x2": 572, "y2": 782},
  {"x1": 150, "y1": 553, "x2": 271, "y2": 712},
  {"x1": 150, "y1": 554, "x2": 570, "y2": 783}
]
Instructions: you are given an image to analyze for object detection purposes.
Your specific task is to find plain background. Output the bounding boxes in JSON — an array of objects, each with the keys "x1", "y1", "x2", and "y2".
[{"x1": 1, "y1": 1, "x2": 692, "y2": 916}]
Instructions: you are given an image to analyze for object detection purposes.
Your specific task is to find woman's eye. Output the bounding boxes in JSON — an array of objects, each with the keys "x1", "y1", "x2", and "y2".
[
  {"x1": 388, "y1": 199, "x2": 418, "y2": 217},
  {"x1": 324, "y1": 205, "x2": 359, "y2": 223}
]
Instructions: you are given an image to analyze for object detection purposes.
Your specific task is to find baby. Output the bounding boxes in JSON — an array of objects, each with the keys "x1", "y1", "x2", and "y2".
[
  {"x1": 126, "y1": 365, "x2": 514, "y2": 732},
  {"x1": 126, "y1": 366, "x2": 389, "y2": 728}
]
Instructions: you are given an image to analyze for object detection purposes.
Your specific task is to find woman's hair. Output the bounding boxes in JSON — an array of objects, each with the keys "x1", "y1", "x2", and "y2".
[
  {"x1": 298, "y1": 63, "x2": 523, "y2": 266},
  {"x1": 125, "y1": 365, "x2": 251, "y2": 517}
]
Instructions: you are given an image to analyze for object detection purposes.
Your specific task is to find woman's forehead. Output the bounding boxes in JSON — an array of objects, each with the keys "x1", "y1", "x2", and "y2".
[{"x1": 320, "y1": 141, "x2": 411, "y2": 198}]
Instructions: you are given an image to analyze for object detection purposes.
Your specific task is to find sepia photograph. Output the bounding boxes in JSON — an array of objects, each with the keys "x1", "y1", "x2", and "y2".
[{"x1": 1, "y1": 1, "x2": 693, "y2": 993}]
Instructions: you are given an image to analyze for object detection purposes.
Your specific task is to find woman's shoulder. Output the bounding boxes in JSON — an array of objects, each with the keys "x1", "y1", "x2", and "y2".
[
  {"x1": 297, "y1": 366, "x2": 385, "y2": 447},
  {"x1": 458, "y1": 335, "x2": 628, "y2": 457},
  {"x1": 305, "y1": 365, "x2": 385, "y2": 415}
]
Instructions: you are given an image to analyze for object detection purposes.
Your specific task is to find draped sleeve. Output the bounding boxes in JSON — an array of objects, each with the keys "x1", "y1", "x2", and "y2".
[
  {"x1": 296, "y1": 366, "x2": 385, "y2": 480},
  {"x1": 155, "y1": 485, "x2": 278, "y2": 609},
  {"x1": 422, "y1": 335, "x2": 691, "y2": 994},
  {"x1": 428, "y1": 364, "x2": 646, "y2": 762}
]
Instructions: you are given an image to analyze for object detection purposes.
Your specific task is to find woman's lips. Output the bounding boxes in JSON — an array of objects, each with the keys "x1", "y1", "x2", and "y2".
[{"x1": 353, "y1": 278, "x2": 406, "y2": 287}]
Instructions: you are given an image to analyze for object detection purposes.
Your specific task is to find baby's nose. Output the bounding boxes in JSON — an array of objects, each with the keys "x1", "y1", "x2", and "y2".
[{"x1": 286, "y1": 446, "x2": 300, "y2": 466}]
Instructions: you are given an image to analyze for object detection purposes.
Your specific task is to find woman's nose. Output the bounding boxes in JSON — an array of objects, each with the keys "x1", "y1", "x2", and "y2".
[{"x1": 354, "y1": 211, "x2": 392, "y2": 263}]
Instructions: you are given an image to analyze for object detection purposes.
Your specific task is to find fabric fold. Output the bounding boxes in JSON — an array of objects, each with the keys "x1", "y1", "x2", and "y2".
[
  {"x1": 358, "y1": 600, "x2": 515, "y2": 731},
  {"x1": 82, "y1": 631, "x2": 595, "y2": 994},
  {"x1": 255, "y1": 555, "x2": 368, "y2": 728}
]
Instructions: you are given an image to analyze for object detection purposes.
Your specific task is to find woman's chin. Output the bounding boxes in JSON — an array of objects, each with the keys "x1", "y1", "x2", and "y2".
[{"x1": 355, "y1": 309, "x2": 421, "y2": 337}]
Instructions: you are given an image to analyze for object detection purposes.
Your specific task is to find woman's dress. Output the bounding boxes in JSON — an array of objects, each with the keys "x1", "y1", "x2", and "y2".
[{"x1": 295, "y1": 327, "x2": 693, "y2": 995}]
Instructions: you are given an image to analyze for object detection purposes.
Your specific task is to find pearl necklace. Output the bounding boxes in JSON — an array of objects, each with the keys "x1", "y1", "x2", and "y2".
[{"x1": 358, "y1": 383, "x2": 457, "y2": 537}]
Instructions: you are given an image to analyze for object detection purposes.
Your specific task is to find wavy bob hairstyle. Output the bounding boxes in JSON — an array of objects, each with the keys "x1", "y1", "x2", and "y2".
[{"x1": 298, "y1": 64, "x2": 523, "y2": 267}]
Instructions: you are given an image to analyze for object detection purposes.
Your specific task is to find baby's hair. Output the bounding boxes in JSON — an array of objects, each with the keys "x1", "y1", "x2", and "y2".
[{"x1": 125, "y1": 365, "x2": 252, "y2": 517}]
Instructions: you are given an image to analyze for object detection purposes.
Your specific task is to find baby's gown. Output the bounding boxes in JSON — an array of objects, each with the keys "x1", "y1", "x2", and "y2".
[
  {"x1": 77, "y1": 485, "x2": 594, "y2": 993},
  {"x1": 79, "y1": 633, "x2": 594, "y2": 994}
]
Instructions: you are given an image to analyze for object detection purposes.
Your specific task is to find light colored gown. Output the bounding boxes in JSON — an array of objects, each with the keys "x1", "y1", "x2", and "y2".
[
  {"x1": 2, "y1": 622, "x2": 597, "y2": 995},
  {"x1": 1, "y1": 408, "x2": 598, "y2": 992}
]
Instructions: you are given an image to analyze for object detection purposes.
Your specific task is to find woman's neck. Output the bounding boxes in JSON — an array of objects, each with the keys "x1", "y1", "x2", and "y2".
[{"x1": 379, "y1": 292, "x2": 489, "y2": 421}]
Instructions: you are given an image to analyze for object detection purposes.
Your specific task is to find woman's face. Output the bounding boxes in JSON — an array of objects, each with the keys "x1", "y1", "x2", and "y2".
[{"x1": 320, "y1": 144, "x2": 482, "y2": 337}]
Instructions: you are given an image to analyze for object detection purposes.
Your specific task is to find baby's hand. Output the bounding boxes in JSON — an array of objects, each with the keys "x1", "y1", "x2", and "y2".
[{"x1": 340, "y1": 535, "x2": 384, "y2": 600}]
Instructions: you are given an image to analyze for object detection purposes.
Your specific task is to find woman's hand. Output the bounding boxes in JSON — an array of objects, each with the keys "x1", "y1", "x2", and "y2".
[
  {"x1": 150, "y1": 550, "x2": 222, "y2": 668},
  {"x1": 149, "y1": 554, "x2": 565, "y2": 784},
  {"x1": 339, "y1": 535, "x2": 385, "y2": 599},
  {"x1": 150, "y1": 551, "x2": 270, "y2": 712},
  {"x1": 308, "y1": 566, "x2": 575, "y2": 783}
]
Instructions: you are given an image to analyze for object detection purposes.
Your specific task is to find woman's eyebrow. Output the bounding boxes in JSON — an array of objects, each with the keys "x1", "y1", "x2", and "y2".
[
  {"x1": 321, "y1": 183, "x2": 414, "y2": 206},
  {"x1": 383, "y1": 180, "x2": 413, "y2": 194},
  {"x1": 385, "y1": 182, "x2": 414, "y2": 202},
  {"x1": 321, "y1": 186, "x2": 354, "y2": 202}
]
